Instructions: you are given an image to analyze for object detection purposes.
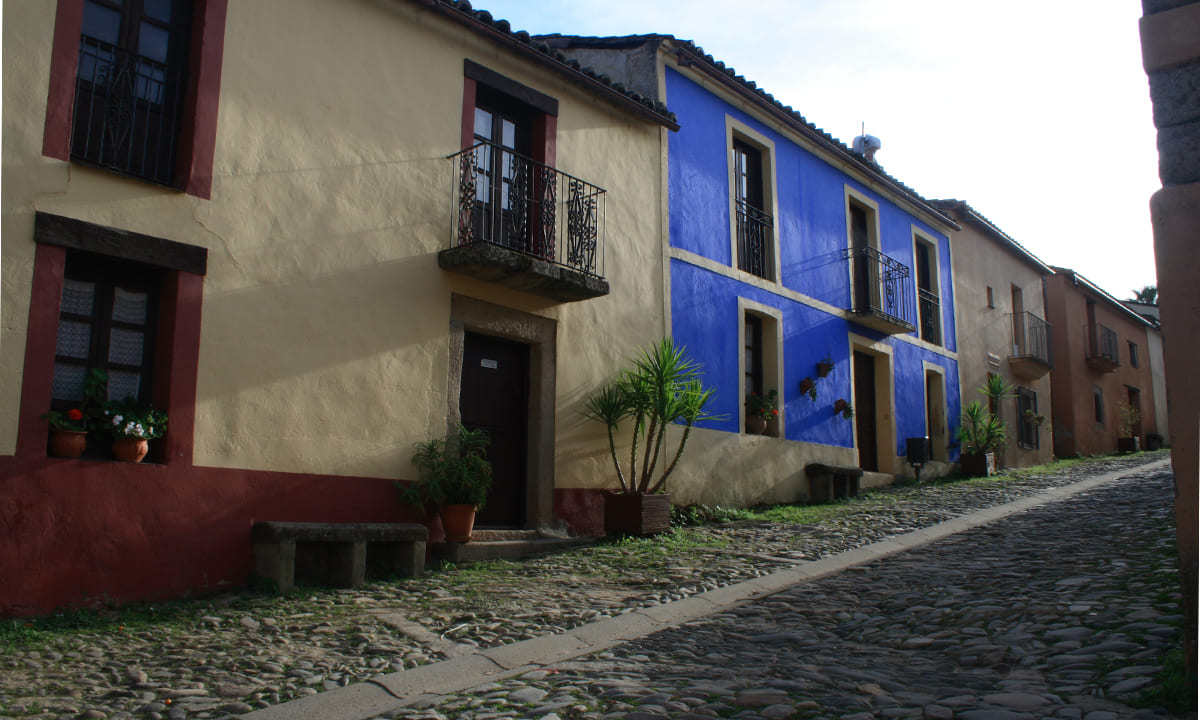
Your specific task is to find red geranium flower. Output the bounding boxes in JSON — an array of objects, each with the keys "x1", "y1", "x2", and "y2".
[
  {"x1": 67, "y1": 408, "x2": 83, "y2": 421},
  {"x1": 772, "y1": 409, "x2": 779, "y2": 416}
]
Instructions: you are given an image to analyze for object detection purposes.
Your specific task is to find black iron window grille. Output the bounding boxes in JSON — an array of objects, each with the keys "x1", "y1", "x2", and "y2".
[
  {"x1": 71, "y1": 36, "x2": 188, "y2": 187},
  {"x1": 918, "y1": 288, "x2": 941, "y2": 346},
  {"x1": 842, "y1": 246, "x2": 915, "y2": 328},
  {"x1": 736, "y1": 200, "x2": 774, "y2": 280},
  {"x1": 451, "y1": 142, "x2": 605, "y2": 277},
  {"x1": 1011, "y1": 311, "x2": 1052, "y2": 366}
]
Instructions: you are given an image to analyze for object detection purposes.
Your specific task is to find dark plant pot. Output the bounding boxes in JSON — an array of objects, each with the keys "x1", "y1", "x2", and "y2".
[
  {"x1": 49, "y1": 430, "x2": 87, "y2": 459},
  {"x1": 604, "y1": 492, "x2": 671, "y2": 537},
  {"x1": 833, "y1": 398, "x2": 848, "y2": 414},
  {"x1": 1146, "y1": 433, "x2": 1164, "y2": 451},
  {"x1": 817, "y1": 361, "x2": 833, "y2": 378},
  {"x1": 439, "y1": 504, "x2": 476, "y2": 543},
  {"x1": 1117, "y1": 437, "x2": 1141, "y2": 454},
  {"x1": 745, "y1": 415, "x2": 768, "y2": 435},
  {"x1": 112, "y1": 438, "x2": 149, "y2": 463},
  {"x1": 960, "y1": 451, "x2": 994, "y2": 478}
]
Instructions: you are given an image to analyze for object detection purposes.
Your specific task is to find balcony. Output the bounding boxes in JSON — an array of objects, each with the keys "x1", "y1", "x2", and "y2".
[
  {"x1": 1086, "y1": 323, "x2": 1120, "y2": 373},
  {"x1": 440, "y1": 142, "x2": 608, "y2": 302},
  {"x1": 71, "y1": 37, "x2": 187, "y2": 187},
  {"x1": 736, "y1": 200, "x2": 774, "y2": 280},
  {"x1": 1008, "y1": 311, "x2": 1052, "y2": 380},
  {"x1": 842, "y1": 246, "x2": 915, "y2": 335},
  {"x1": 918, "y1": 288, "x2": 941, "y2": 346}
]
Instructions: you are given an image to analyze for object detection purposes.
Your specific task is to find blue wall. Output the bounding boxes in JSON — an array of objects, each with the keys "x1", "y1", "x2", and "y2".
[{"x1": 665, "y1": 67, "x2": 961, "y2": 459}]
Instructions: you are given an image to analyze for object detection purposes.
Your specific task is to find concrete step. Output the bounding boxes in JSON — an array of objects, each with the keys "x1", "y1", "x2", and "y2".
[{"x1": 433, "y1": 534, "x2": 595, "y2": 564}]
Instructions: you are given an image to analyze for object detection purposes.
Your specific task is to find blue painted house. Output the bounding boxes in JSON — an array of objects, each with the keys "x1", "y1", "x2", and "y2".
[{"x1": 545, "y1": 35, "x2": 962, "y2": 502}]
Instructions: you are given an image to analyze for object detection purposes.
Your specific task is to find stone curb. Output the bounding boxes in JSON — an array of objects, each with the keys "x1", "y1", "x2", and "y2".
[{"x1": 240, "y1": 457, "x2": 1170, "y2": 720}]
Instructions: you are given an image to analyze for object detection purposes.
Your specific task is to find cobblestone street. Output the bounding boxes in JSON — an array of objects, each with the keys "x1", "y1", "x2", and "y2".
[
  {"x1": 381, "y1": 462, "x2": 1186, "y2": 720},
  {"x1": 1, "y1": 454, "x2": 1188, "y2": 720}
]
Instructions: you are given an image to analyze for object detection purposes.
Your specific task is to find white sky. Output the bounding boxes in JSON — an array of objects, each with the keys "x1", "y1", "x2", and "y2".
[{"x1": 478, "y1": 0, "x2": 1161, "y2": 299}]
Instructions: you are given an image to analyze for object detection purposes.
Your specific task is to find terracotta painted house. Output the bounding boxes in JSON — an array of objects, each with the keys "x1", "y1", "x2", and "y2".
[
  {"x1": 0, "y1": 0, "x2": 679, "y2": 615},
  {"x1": 541, "y1": 35, "x2": 963, "y2": 500},
  {"x1": 932, "y1": 200, "x2": 1056, "y2": 468},
  {"x1": 1042, "y1": 269, "x2": 1159, "y2": 458}
]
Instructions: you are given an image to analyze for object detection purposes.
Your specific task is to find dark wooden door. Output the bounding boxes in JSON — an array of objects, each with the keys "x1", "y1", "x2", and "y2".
[
  {"x1": 460, "y1": 332, "x2": 529, "y2": 527},
  {"x1": 850, "y1": 204, "x2": 872, "y2": 310},
  {"x1": 853, "y1": 351, "x2": 878, "y2": 472}
]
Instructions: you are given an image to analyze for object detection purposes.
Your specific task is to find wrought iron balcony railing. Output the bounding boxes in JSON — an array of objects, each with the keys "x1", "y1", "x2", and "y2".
[
  {"x1": 1087, "y1": 323, "x2": 1120, "y2": 372},
  {"x1": 71, "y1": 36, "x2": 187, "y2": 187},
  {"x1": 842, "y1": 246, "x2": 915, "y2": 334},
  {"x1": 918, "y1": 288, "x2": 941, "y2": 346},
  {"x1": 449, "y1": 142, "x2": 605, "y2": 279},
  {"x1": 736, "y1": 200, "x2": 773, "y2": 280},
  {"x1": 1010, "y1": 311, "x2": 1052, "y2": 365}
]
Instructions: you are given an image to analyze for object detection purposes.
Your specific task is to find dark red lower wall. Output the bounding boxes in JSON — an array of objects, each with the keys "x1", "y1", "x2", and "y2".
[
  {"x1": 0, "y1": 456, "x2": 434, "y2": 618},
  {"x1": 554, "y1": 487, "x2": 606, "y2": 538}
]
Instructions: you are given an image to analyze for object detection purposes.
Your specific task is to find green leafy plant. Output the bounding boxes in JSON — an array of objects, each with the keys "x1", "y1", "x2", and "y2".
[
  {"x1": 839, "y1": 402, "x2": 854, "y2": 420},
  {"x1": 408, "y1": 424, "x2": 493, "y2": 509},
  {"x1": 833, "y1": 398, "x2": 854, "y2": 419},
  {"x1": 799, "y1": 377, "x2": 817, "y2": 401},
  {"x1": 43, "y1": 407, "x2": 86, "y2": 431},
  {"x1": 746, "y1": 389, "x2": 779, "y2": 420},
  {"x1": 1117, "y1": 402, "x2": 1140, "y2": 438},
  {"x1": 582, "y1": 338, "x2": 720, "y2": 496},
  {"x1": 42, "y1": 368, "x2": 110, "y2": 431},
  {"x1": 102, "y1": 399, "x2": 168, "y2": 440},
  {"x1": 978, "y1": 374, "x2": 1016, "y2": 407},
  {"x1": 956, "y1": 400, "x2": 1006, "y2": 454}
]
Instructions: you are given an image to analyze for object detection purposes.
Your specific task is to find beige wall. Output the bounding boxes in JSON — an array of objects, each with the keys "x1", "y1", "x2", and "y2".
[
  {"x1": 1, "y1": 0, "x2": 666, "y2": 484},
  {"x1": 946, "y1": 215, "x2": 1054, "y2": 467}
]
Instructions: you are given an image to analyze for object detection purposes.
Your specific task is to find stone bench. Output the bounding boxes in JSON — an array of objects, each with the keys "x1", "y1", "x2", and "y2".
[
  {"x1": 251, "y1": 521, "x2": 427, "y2": 593},
  {"x1": 805, "y1": 463, "x2": 864, "y2": 504}
]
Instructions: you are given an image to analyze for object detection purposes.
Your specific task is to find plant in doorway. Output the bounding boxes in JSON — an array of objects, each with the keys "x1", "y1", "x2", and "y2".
[
  {"x1": 409, "y1": 424, "x2": 493, "y2": 543},
  {"x1": 955, "y1": 401, "x2": 1006, "y2": 477},
  {"x1": 1117, "y1": 402, "x2": 1141, "y2": 453},
  {"x1": 583, "y1": 338, "x2": 720, "y2": 536}
]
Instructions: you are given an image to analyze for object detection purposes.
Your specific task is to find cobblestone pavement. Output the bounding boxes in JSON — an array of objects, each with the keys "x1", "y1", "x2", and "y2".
[
  {"x1": 381, "y1": 461, "x2": 1188, "y2": 720},
  {"x1": 1, "y1": 452, "x2": 1185, "y2": 720}
]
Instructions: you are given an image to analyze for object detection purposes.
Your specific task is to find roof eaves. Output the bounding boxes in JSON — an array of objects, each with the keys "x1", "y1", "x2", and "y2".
[
  {"x1": 667, "y1": 40, "x2": 957, "y2": 232},
  {"x1": 407, "y1": 0, "x2": 679, "y2": 130},
  {"x1": 1051, "y1": 266, "x2": 1156, "y2": 328},
  {"x1": 930, "y1": 199, "x2": 1054, "y2": 275}
]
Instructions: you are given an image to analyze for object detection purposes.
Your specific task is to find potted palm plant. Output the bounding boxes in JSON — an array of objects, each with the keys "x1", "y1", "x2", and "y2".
[
  {"x1": 956, "y1": 401, "x2": 1006, "y2": 477},
  {"x1": 583, "y1": 338, "x2": 719, "y2": 536},
  {"x1": 409, "y1": 424, "x2": 493, "y2": 543}
]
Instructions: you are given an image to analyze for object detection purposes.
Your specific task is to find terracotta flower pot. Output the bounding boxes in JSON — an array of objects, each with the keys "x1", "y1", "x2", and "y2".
[
  {"x1": 112, "y1": 438, "x2": 149, "y2": 463},
  {"x1": 745, "y1": 415, "x2": 768, "y2": 435},
  {"x1": 439, "y1": 504, "x2": 476, "y2": 543},
  {"x1": 49, "y1": 430, "x2": 87, "y2": 459},
  {"x1": 817, "y1": 361, "x2": 834, "y2": 378}
]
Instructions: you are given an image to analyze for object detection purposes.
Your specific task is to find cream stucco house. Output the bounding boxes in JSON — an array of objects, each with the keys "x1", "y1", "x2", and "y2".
[
  {"x1": 932, "y1": 200, "x2": 1055, "y2": 468},
  {"x1": 0, "y1": 0, "x2": 678, "y2": 615}
]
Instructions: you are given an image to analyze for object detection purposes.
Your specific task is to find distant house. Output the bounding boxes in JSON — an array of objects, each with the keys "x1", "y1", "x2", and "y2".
[
  {"x1": 543, "y1": 35, "x2": 962, "y2": 500},
  {"x1": 0, "y1": 0, "x2": 677, "y2": 615},
  {"x1": 932, "y1": 200, "x2": 1055, "y2": 468},
  {"x1": 1043, "y1": 269, "x2": 1160, "y2": 457},
  {"x1": 1121, "y1": 301, "x2": 1169, "y2": 445}
]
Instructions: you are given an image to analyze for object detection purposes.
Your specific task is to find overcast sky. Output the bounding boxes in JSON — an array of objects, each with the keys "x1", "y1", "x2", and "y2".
[{"x1": 479, "y1": 0, "x2": 1161, "y2": 300}]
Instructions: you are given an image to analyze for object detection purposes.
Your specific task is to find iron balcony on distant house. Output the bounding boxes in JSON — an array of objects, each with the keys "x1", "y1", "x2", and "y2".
[
  {"x1": 842, "y1": 246, "x2": 916, "y2": 335},
  {"x1": 1008, "y1": 311, "x2": 1053, "y2": 380},
  {"x1": 1086, "y1": 323, "x2": 1120, "y2": 372},
  {"x1": 440, "y1": 142, "x2": 608, "y2": 302}
]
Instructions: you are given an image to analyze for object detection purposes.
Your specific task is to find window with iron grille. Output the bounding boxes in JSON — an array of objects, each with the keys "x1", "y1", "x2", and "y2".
[
  {"x1": 733, "y1": 138, "x2": 774, "y2": 280},
  {"x1": 1016, "y1": 386, "x2": 1039, "y2": 450},
  {"x1": 71, "y1": 0, "x2": 193, "y2": 186}
]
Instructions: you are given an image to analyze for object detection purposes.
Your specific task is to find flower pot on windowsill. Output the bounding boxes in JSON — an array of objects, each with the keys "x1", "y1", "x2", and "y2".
[
  {"x1": 745, "y1": 415, "x2": 768, "y2": 435},
  {"x1": 603, "y1": 492, "x2": 671, "y2": 537},
  {"x1": 49, "y1": 430, "x2": 88, "y2": 459},
  {"x1": 112, "y1": 438, "x2": 149, "y2": 463}
]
